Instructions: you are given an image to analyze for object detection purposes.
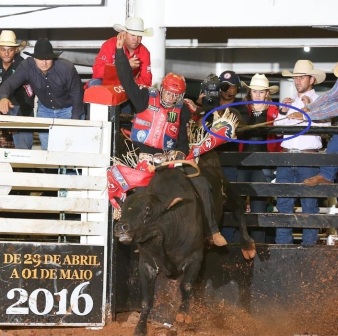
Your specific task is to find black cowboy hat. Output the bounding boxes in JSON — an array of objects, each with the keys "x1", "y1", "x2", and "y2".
[{"x1": 24, "y1": 38, "x2": 61, "y2": 60}]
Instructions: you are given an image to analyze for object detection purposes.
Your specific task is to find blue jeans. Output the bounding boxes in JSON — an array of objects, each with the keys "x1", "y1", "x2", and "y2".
[
  {"x1": 37, "y1": 102, "x2": 72, "y2": 150},
  {"x1": 319, "y1": 134, "x2": 338, "y2": 182},
  {"x1": 8, "y1": 106, "x2": 34, "y2": 150},
  {"x1": 222, "y1": 167, "x2": 237, "y2": 182},
  {"x1": 263, "y1": 168, "x2": 276, "y2": 182},
  {"x1": 275, "y1": 166, "x2": 320, "y2": 246}
]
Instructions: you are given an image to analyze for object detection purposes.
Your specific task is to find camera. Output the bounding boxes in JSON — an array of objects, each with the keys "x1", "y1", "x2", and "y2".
[{"x1": 200, "y1": 77, "x2": 220, "y2": 112}]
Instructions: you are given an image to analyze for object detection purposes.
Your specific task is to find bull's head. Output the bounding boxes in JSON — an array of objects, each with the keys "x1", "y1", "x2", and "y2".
[{"x1": 114, "y1": 193, "x2": 183, "y2": 244}]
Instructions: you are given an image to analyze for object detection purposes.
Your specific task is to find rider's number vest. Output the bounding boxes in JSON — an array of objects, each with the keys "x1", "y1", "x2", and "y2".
[{"x1": 131, "y1": 88, "x2": 182, "y2": 150}]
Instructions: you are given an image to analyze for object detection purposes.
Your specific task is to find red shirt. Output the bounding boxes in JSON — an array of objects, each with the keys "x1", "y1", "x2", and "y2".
[
  {"x1": 239, "y1": 105, "x2": 282, "y2": 153},
  {"x1": 92, "y1": 36, "x2": 152, "y2": 86}
]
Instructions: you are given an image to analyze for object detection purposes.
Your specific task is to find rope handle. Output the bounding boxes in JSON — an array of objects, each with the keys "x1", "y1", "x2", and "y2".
[{"x1": 158, "y1": 159, "x2": 200, "y2": 178}]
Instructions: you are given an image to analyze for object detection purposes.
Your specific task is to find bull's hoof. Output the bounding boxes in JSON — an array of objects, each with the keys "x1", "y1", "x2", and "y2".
[
  {"x1": 241, "y1": 242, "x2": 256, "y2": 259},
  {"x1": 184, "y1": 314, "x2": 193, "y2": 324},
  {"x1": 176, "y1": 313, "x2": 185, "y2": 323},
  {"x1": 175, "y1": 312, "x2": 192, "y2": 324}
]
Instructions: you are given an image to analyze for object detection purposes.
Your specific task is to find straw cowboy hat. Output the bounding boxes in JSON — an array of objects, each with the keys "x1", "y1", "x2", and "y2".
[
  {"x1": 113, "y1": 16, "x2": 154, "y2": 37},
  {"x1": 0, "y1": 30, "x2": 27, "y2": 52},
  {"x1": 241, "y1": 73, "x2": 279, "y2": 94},
  {"x1": 282, "y1": 60, "x2": 326, "y2": 84},
  {"x1": 24, "y1": 38, "x2": 61, "y2": 60},
  {"x1": 333, "y1": 62, "x2": 338, "y2": 77}
]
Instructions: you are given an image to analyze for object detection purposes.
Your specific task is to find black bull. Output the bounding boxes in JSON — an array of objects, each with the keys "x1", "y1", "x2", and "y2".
[{"x1": 114, "y1": 150, "x2": 256, "y2": 336}]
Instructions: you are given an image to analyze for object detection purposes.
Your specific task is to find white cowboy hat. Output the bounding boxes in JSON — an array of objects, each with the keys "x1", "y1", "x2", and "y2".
[
  {"x1": 113, "y1": 16, "x2": 154, "y2": 37},
  {"x1": 0, "y1": 30, "x2": 27, "y2": 52},
  {"x1": 282, "y1": 60, "x2": 326, "y2": 85},
  {"x1": 333, "y1": 62, "x2": 338, "y2": 77},
  {"x1": 241, "y1": 73, "x2": 279, "y2": 94}
]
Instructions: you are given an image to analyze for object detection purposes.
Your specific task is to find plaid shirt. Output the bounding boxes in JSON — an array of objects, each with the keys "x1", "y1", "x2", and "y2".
[{"x1": 306, "y1": 79, "x2": 338, "y2": 120}]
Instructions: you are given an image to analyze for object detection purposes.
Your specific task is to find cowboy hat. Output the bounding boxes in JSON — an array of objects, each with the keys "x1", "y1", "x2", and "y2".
[
  {"x1": 333, "y1": 62, "x2": 338, "y2": 77},
  {"x1": 113, "y1": 16, "x2": 154, "y2": 37},
  {"x1": 282, "y1": 60, "x2": 326, "y2": 85},
  {"x1": 23, "y1": 38, "x2": 61, "y2": 60},
  {"x1": 0, "y1": 30, "x2": 27, "y2": 52},
  {"x1": 241, "y1": 73, "x2": 279, "y2": 94}
]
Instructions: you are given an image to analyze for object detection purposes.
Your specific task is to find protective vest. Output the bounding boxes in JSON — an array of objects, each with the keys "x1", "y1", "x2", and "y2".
[{"x1": 131, "y1": 88, "x2": 182, "y2": 150}]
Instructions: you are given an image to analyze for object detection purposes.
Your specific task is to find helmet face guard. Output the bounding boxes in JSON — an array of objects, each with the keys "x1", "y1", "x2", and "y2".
[{"x1": 160, "y1": 73, "x2": 186, "y2": 108}]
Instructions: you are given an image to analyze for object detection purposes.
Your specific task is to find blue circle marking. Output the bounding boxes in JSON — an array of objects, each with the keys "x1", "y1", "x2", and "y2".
[{"x1": 202, "y1": 100, "x2": 311, "y2": 144}]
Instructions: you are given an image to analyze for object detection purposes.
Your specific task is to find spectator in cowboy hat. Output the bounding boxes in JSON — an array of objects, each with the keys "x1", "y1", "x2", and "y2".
[
  {"x1": 0, "y1": 30, "x2": 35, "y2": 149},
  {"x1": 87, "y1": 16, "x2": 154, "y2": 116},
  {"x1": 0, "y1": 30, "x2": 27, "y2": 52},
  {"x1": 0, "y1": 37, "x2": 84, "y2": 150},
  {"x1": 287, "y1": 61, "x2": 338, "y2": 186},
  {"x1": 274, "y1": 60, "x2": 330, "y2": 246},
  {"x1": 281, "y1": 59, "x2": 326, "y2": 84},
  {"x1": 88, "y1": 16, "x2": 153, "y2": 88},
  {"x1": 236, "y1": 73, "x2": 281, "y2": 243}
]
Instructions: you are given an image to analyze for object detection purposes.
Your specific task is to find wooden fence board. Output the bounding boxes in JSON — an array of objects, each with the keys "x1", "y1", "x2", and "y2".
[
  {"x1": 0, "y1": 195, "x2": 106, "y2": 213},
  {"x1": 0, "y1": 218, "x2": 105, "y2": 235},
  {"x1": 2, "y1": 172, "x2": 107, "y2": 191},
  {"x1": 0, "y1": 115, "x2": 106, "y2": 128},
  {"x1": 222, "y1": 213, "x2": 338, "y2": 228},
  {"x1": 0, "y1": 149, "x2": 110, "y2": 167},
  {"x1": 218, "y1": 152, "x2": 338, "y2": 166},
  {"x1": 230, "y1": 182, "x2": 338, "y2": 197}
]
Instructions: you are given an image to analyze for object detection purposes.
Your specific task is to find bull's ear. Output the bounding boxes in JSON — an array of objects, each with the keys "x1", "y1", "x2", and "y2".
[{"x1": 166, "y1": 197, "x2": 184, "y2": 210}]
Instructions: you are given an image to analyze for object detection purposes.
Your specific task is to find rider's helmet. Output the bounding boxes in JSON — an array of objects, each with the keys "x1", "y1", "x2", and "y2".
[{"x1": 160, "y1": 72, "x2": 186, "y2": 108}]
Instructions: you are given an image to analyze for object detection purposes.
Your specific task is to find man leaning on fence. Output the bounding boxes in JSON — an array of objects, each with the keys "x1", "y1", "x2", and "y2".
[
  {"x1": 273, "y1": 60, "x2": 330, "y2": 246},
  {"x1": 288, "y1": 62, "x2": 338, "y2": 186},
  {"x1": 0, "y1": 38, "x2": 84, "y2": 150},
  {"x1": 0, "y1": 30, "x2": 35, "y2": 149}
]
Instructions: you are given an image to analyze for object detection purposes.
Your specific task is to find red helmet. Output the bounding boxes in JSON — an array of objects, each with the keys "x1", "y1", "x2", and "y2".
[{"x1": 161, "y1": 73, "x2": 186, "y2": 94}]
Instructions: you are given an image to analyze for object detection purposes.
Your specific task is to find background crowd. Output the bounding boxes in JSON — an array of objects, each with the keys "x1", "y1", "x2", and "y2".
[{"x1": 1, "y1": 16, "x2": 337, "y2": 247}]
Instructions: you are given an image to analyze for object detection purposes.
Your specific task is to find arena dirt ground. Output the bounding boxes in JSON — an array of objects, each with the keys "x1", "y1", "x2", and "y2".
[{"x1": 1, "y1": 298, "x2": 337, "y2": 336}]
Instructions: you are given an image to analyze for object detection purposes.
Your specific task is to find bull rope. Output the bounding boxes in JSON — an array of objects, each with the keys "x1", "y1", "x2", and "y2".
[{"x1": 159, "y1": 159, "x2": 200, "y2": 178}]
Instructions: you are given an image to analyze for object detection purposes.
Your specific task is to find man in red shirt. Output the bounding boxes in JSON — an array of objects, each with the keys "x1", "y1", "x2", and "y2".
[{"x1": 89, "y1": 16, "x2": 153, "y2": 88}]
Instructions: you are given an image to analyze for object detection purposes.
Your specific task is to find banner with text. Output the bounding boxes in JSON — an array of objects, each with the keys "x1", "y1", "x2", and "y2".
[{"x1": 0, "y1": 243, "x2": 105, "y2": 325}]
